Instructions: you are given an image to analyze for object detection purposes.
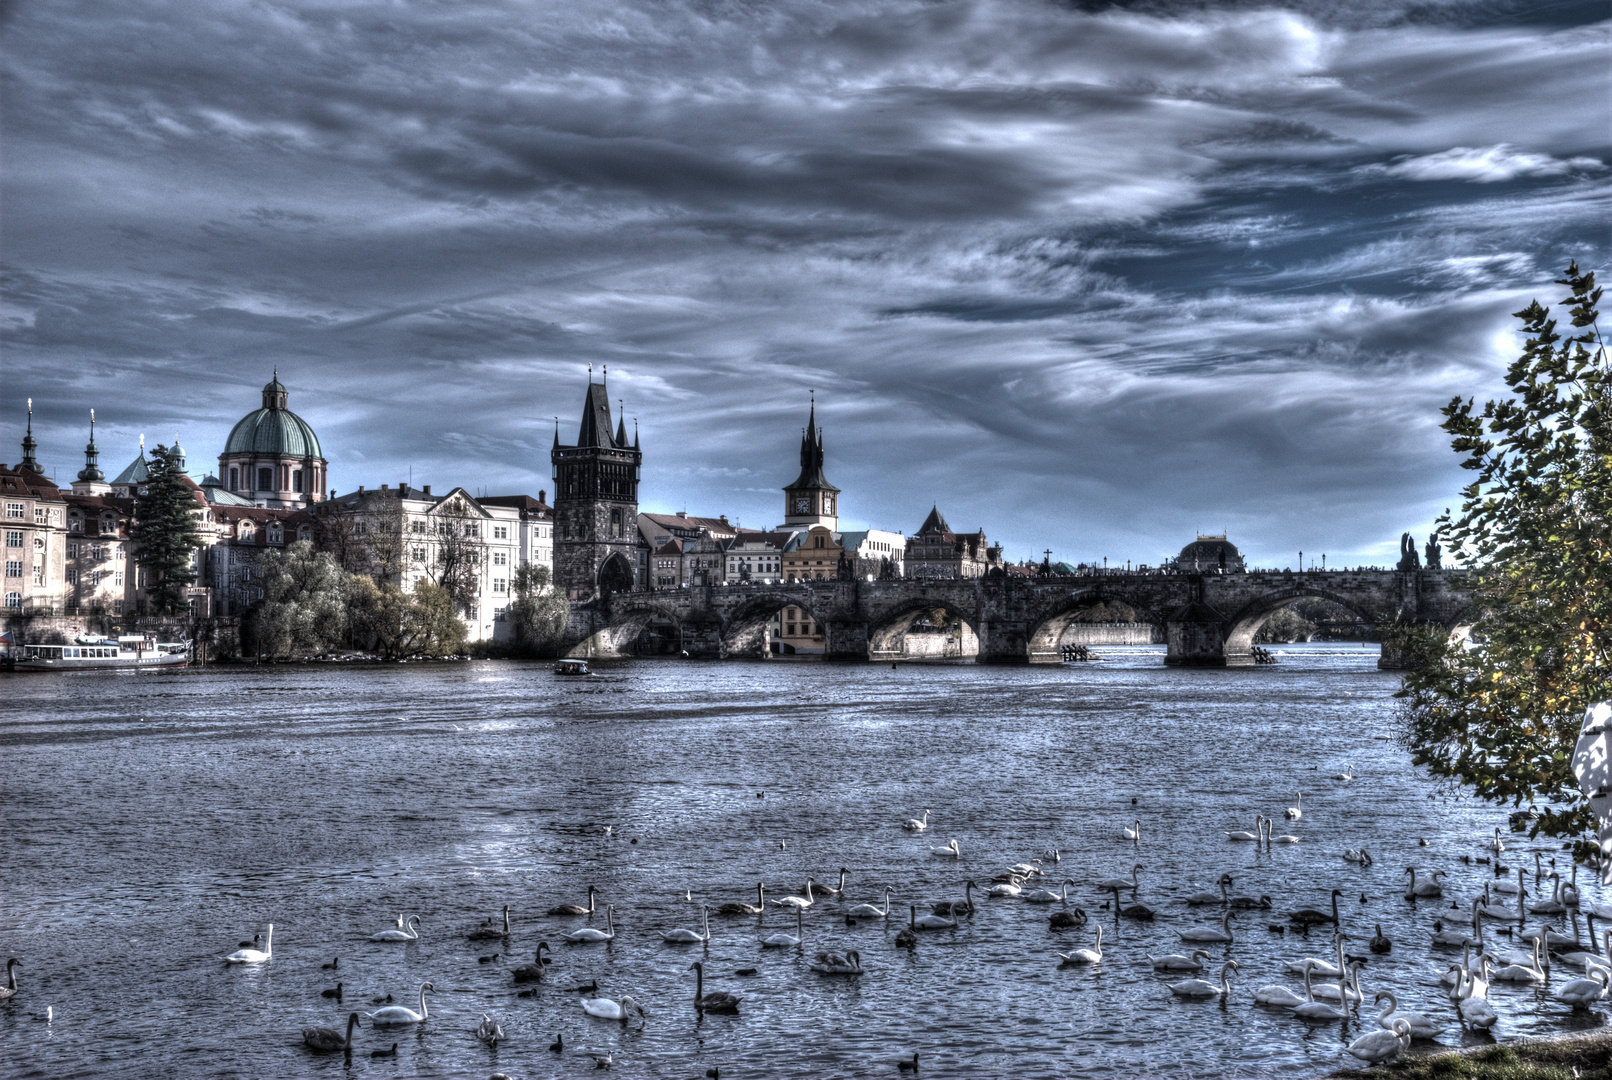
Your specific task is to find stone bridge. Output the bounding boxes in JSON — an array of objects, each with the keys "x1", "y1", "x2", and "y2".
[{"x1": 561, "y1": 569, "x2": 1473, "y2": 667}]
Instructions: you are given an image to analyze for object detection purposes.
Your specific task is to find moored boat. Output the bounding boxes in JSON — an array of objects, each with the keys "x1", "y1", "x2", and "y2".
[{"x1": 8, "y1": 634, "x2": 190, "y2": 672}]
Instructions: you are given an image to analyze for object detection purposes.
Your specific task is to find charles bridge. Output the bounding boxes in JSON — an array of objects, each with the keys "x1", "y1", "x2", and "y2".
[{"x1": 561, "y1": 567, "x2": 1473, "y2": 667}]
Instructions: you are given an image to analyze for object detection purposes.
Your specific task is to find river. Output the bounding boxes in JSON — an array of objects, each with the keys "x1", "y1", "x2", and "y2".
[{"x1": 2, "y1": 644, "x2": 1606, "y2": 1078}]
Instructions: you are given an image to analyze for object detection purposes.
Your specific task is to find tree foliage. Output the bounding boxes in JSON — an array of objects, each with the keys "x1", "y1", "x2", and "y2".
[
  {"x1": 422, "y1": 496, "x2": 487, "y2": 615},
  {"x1": 1399, "y1": 263, "x2": 1610, "y2": 848},
  {"x1": 348, "y1": 578, "x2": 467, "y2": 659},
  {"x1": 507, "y1": 562, "x2": 569, "y2": 656},
  {"x1": 242, "y1": 541, "x2": 350, "y2": 658},
  {"x1": 130, "y1": 444, "x2": 203, "y2": 615}
]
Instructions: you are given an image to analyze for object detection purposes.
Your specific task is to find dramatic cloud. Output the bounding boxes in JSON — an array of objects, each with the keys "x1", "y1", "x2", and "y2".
[{"x1": 3, "y1": 0, "x2": 1608, "y2": 565}]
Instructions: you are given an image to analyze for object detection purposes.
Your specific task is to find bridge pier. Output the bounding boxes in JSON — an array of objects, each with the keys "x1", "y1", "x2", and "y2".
[
  {"x1": 1165, "y1": 603, "x2": 1240, "y2": 667},
  {"x1": 978, "y1": 620, "x2": 1032, "y2": 664}
]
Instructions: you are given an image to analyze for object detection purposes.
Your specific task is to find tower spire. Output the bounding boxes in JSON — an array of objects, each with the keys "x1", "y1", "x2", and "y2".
[
  {"x1": 20, "y1": 398, "x2": 41, "y2": 474},
  {"x1": 78, "y1": 407, "x2": 105, "y2": 483}
]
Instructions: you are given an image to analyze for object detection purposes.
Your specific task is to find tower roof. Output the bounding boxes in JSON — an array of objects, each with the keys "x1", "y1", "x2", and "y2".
[
  {"x1": 575, "y1": 378, "x2": 619, "y2": 449},
  {"x1": 224, "y1": 379, "x2": 323, "y2": 459},
  {"x1": 784, "y1": 397, "x2": 839, "y2": 493},
  {"x1": 916, "y1": 505, "x2": 952, "y2": 536}
]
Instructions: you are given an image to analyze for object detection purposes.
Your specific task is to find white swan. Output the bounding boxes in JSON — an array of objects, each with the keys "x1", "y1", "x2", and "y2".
[
  {"x1": 770, "y1": 879, "x2": 818, "y2": 909},
  {"x1": 809, "y1": 949, "x2": 863, "y2": 974},
  {"x1": 370, "y1": 915, "x2": 419, "y2": 942},
  {"x1": 369, "y1": 982, "x2": 432, "y2": 1026},
  {"x1": 1476, "y1": 882, "x2": 1522, "y2": 921},
  {"x1": 224, "y1": 924, "x2": 273, "y2": 964},
  {"x1": 474, "y1": 1013, "x2": 504, "y2": 1047},
  {"x1": 1347, "y1": 1019, "x2": 1410, "y2": 1064},
  {"x1": 931, "y1": 839, "x2": 961, "y2": 858},
  {"x1": 1121, "y1": 819, "x2": 1141, "y2": 842},
  {"x1": 1057, "y1": 926, "x2": 1102, "y2": 965},
  {"x1": 1148, "y1": 948, "x2": 1211, "y2": 971},
  {"x1": 761, "y1": 908, "x2": 804, "y2": 948},
  {"x1": 987, "y1": 880, "x2": 1023, "y2": 898},
  {"x1": 1333, "y1": 764, "x2": 1356, "y2": 782},
  {"x1": 1491, "y1": 938, "x2": 1546, "y2": 983},
  {"x1": 1291, "y1": 964, "x2": 1348, "y2": 1021},
  {"x1": 848, "y1": 887, "x2": 895, "y2": 918},
  {"x1": 1253, "y1": 964, "x2": 1310, "y2": 1008},
  {"x1": 1555, "y1": 924, "x2": 1609, "y2": 969},
  {"x1": 1343, "y1": 848, "x2": 1371, "y2": 864},
  {"x1": 1024, "y1": 878, "x2": 1076, "y2": 904},
  {"x1": 1167, "y1": 960, "x2": 1236, "y2": 999},
  {"x1": 1528, "y1": 873, "x2": 1567, "y2": 915},
  {"x1": 581, "y1": 994, "x2": 645, "y2": 1024},
  {"x1": 1094, "y1": 863, "x2": 1142, "y2": 892},
  {"x1": 661, "y1": 905, "x2": 712, "y2": 944},
  {"x1": 1227, "y1": 817, "x2": 1262, "y2": 842},
  {"x1": 1375, "y1": 990, "x2": 1442, "y2": 1039},
  {"x1": 1451, "y1": 967, "x2": 1498, "y2": 1030},
  {"x1": 908, "y1": 904, "x2": 957, "y2": 930},
  {"x1": 1555, "y1": 968, "x2": 1609, "y2": 1009},
  {"x1": 1177, "y1": 908, "x2": 1234, "y2": 944},
  {"x1": 1405, "y1": 867, "x2": 1444, "y2": 898},
  {"x1": 1309, "y1": 961, "x2": 1362, "y2": 1003},
  {"x1": 1487, "y1": 826, "x2": 1505, "y2": 852},
  {"x1": 1283, "y1": 793, "x2": 1302, "y2": 820},
  {"x1": 1266, "y1": 815, "x2": 1301, "y2": 844},
  {"x1": 902, "y1": 810, "x2": 930, "y2": 832},
  {"x1": 1185, "y1": 875, "x2": 1231, "y2": 905},
  {"x1": 564, "y1": 904, "x2": 616, "y2": 943}
]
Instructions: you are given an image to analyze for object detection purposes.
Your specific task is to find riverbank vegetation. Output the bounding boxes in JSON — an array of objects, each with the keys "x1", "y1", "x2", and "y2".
[
  {"x1": 1333, "y1": 1031, "x2": 1612, "y2": 1080},
  {"x1": 1397, "y1": 263, "x2": 1610, "y2": 854}
]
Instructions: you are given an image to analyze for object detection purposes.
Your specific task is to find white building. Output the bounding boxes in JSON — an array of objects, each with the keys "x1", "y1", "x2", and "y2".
[
  {"x1": 477, "y1": 491, "x2": 556, "y2": 577},
  {"x1": 837, "y1": 528, "x2": 906, "y2": 579},
  {"x1": 724, "y1": 530, "x2": 794, "y2": 584}
]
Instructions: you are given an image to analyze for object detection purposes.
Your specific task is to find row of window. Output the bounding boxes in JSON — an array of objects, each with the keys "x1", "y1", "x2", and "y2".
[
  {"x1": 229, "y1": 465, "x2": 309, "y2": 494},
  {"x1": 5, "y1": 503, "x2": 59, "y2": 525}
]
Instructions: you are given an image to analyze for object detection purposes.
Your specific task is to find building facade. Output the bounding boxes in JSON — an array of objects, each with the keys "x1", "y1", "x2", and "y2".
[
  {"x1": 551, "y1": 371, "x2": 644, "y2": 599},
  {"x1": 477, "y1": 491, "x2": 556, "y2": 579},
  {"x1": 905, "y1": 506, "x2": 1001, "y2": 580}
]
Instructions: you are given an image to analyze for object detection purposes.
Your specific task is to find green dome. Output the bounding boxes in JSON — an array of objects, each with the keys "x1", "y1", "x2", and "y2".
[{"x1": 224, "y1": 405, "x2": 323, "y2": 458}]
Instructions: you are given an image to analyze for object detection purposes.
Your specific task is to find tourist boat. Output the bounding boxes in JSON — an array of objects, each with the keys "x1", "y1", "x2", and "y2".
[
  {"x1": 554, "y1": 659, "x2": 590, "y2": 676},
  {"x1": 7, "y1": 634, "x2": 191, "y2": 672}
]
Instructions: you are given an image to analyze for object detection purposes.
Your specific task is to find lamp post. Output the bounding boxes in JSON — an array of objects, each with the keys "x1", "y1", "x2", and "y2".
[{"x1": 1299, "y1": 550, "x2": 1304, "y2": 573}]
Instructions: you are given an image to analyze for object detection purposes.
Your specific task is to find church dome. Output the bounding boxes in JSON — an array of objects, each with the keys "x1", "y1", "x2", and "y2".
[
  {"x1": 223, "y1": 379, "x2": 323, "y2": 459},
  {"x1": 1175, "y1": 534, "x2": 1244, "y2": 572}
]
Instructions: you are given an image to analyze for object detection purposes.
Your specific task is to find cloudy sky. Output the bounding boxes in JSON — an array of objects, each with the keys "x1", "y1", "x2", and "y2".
[{"x1": 4, "y1": 0, "x2": 1607, "y2": 567}]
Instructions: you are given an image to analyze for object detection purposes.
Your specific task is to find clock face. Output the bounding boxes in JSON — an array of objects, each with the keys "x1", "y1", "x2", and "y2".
[{"x1": 794, "y1": 496, "x2": 810, "y2": 513}]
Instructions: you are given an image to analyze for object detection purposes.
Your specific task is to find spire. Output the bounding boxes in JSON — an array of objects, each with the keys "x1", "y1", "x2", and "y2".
[
  {"x1": 78, "y1": 408, "x2": 104, "y2": 483},
  {"x1": 553, "y1": 416, "x2": 560, "y2": 449},
  {"x1": 20, "y1": 398, "x2": 41, "y2": 474},
  {"x1": 615, "y1": 399, "x2": 628, "y2": 446},
  {"x1": 633, "y1": 417, "x2": 639, "y2": 450}
]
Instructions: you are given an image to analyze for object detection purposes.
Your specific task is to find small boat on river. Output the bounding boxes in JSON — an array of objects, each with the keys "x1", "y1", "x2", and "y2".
[
  {"x1": 554, "y1": 659, "x2": 591, "y2": 676},
  {"x1": 6, "y1": 634, "x2": 190, "y2": 672}
]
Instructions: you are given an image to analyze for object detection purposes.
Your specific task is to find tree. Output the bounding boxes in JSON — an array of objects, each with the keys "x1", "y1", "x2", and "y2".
[
  {"x1": 348, "y1": 577, "x2": 466, "y2": 659},
  {"x1": 314, "y1": 501, "x2": 371, "y2": 576},
  {"x1": 1399, "y1": 263, "x2": 1610, "y2": 851},
  {"x1": 358, "y1": 489, "x2": 406, "y2": 583},
  {"x1": 423, "y1": 496, "x2": 487, "y2": 615},
  {"x1": 131, "y1": 444, "x2": 203, "y2": 615},
  {"x1": 508, "y1": 562, "x2": 569, "y2": 655},
  {"x1": 243, "y1": 541, "x2": 349, "y2": 658}
]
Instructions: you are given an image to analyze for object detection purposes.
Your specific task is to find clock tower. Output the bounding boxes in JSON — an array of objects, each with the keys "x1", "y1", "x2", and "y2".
[{"x1": 782, "y1": 395, "x2": 840, "y2": 530}]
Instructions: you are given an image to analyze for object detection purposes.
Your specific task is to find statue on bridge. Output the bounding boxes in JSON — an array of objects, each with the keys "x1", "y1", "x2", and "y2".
[
  {"x1": 1398, "y1": 532, "x2": 1422, "y2": 571},
  {"x1": 1425, "y1": 534, "x2": 1442, "y2": 569},
  {"x1": 837, "y1": 548, "x2": 853, "y2": 581}
]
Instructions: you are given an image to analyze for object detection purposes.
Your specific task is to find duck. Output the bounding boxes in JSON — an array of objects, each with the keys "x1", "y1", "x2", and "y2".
[
  {"x1": 848, "y1": 887, "x2": 896, "y2": 919},
  {"x1": 564, "y1": 904, "x2": 617, "y2": 943},
  {"x1": 931, "y1": 881, "x2": 976, "y2": 916},
  {"x1": 1404, "y1": 867, "x2": 1444, "y2": 898},
  {"x1": 1227, "y1": 817, "x2": 1263, "y2": 842},
  {"x1": 770, "y1": 879, "x2": 818, "y2": 909},
  {"x1": 690, "y1": 961, "x2": 741, "y2": 1012},
  {"x1": 661, "y1": 905, "x2": 713, "y2": 944},
  {"x1": 897, "y1": 1052, "x2": 920, "y2": 1072},
  {"x1": 468, "y1": 905, "x2": 511, "y2": 941},
  {"x1": 1347, "y1": 1018, "x2": 1410, "y2": 1065},
  {"x1": 225, "y1": 924, "x2": 273, "y2": 964},
  {"x1": 1375, "y1": 989, "x2": 1442, "y2": 1039},
  {"x1": 1094, "y1": 863, "x2": 1143, "y2": 893},
  {"x1": 581, "y1": 994, "x2": 645, "y2": 1025},
  {"x1": 320, "y1": 957, "x2": 339, "y2": 970},
  {"x1": 1056, "y1": 926, "x2": 1102, "y2": 965},
  {"x1": 1167, "y1": 960, "x2": 1236, "y2": 999},
  {"x1": 369, "y1": 982, "x2": 433, "y2": 1026},
  {"x1": 1554, "y1": 968, "x2": 1609, "y2": 1009},
  {"x1": 902, "y1": 810, "x2": 931, "y2": 832},
  {"x1": 931, "y1": 839, "x2": 961, "y2": 858},
  {"x1": 1369, "y1": 924, "x2": 1392, "y2": 953},
  {"x1": 1178, "y1": 908, "x2": 1234, "y2": 943},
  {"x1": 809, "y1": 949, "x2": 864, "y2": 974},
  {"x1": 1288, "y1": 889, "x2": 1342, "y2": 926},
  {"x1": 1025, "y1": 878, "x2": 1077, "y2": 905},
  {"x1": 302, "y1": 1012, "x2": 360, "y2": 1051},
  {"x1": 0, "y1": 959, "x2": 21, "y2": 1001},
  {"x1": 1148, "y1": 948, "x2": 1211, "y2": 971},
  {"x1": 761, "y1": 908, "x2": 804, "y2": 948},
  {"x1": 549, "y1": 1033, "x2": 564, "y2": 1053},
  {"x1": 1283, "y1": 793, "x2": 1302, "y2": 820},
  {"x1": 320, "y1": 983, "x2": 343, "y2": 1001},
  {"x1": 369, "y1": 916, "x2": 419, "y2": 943},
  {"x1": 475, "y1": 1013, "x2": 505, "y2": 1047},
  {"x1": 512, "y1": 941, "x2": 552, "y2": 982},
  {"x1": 1185, "y1": 875, "x2": 1232, "y2": 906},
  {"x1": 550, "y1": 886, "x2": 598, "y2": 917},
  {"x1": 1121, "y1": 819, "x2": 1142, "y2": 842},
  {"x1": 719, "y1": 884, "x2": 766, "y2": 916},
  {"x1": 371, "y1": 1043, "x2": 397, "y2": 1058}
]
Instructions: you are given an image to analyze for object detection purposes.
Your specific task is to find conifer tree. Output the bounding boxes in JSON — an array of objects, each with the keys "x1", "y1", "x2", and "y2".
[{"x1": 131, "y1": 444, "x2": 203, "y2": 615}]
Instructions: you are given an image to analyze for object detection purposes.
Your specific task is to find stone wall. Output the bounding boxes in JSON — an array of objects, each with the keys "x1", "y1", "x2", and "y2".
[{"x1": 1060, "y1": 622, "x2": 1161, "y2": 645}]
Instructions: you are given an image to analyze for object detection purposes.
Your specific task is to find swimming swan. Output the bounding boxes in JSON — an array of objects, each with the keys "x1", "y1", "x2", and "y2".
[
  {"x1": 550, "y1": 886, "x2": 597, "y2": 916},
  {"x1": 369, "y1": 982, "x2": 432, "y2": 1026},
  {"x1": 565, "y1": 904, "x2": 617, "y2": 943},
  {"x1": 770, "y1": 879, "x2": 818, "y2": 909},
  {"x1": 689, "y1": 960, "x2": 741, "y2": 1011},
  {"x1": 1178, "y1": 908, "x2": 1234, "y2": 944},
  {"x1": 302, "y1": 1012, "x2": 360, "y2": 1051},
  {"x1": 1058, "y1": 926, "x2": 1102, "y2": 965},
  {"x1": 761, "y1": 908, "x2": 804, "y2": 948},
  {"x1": 847, "y1": 887, "x2": 895, "y2": 919},
  {"x1": 225, "y1": 924, "x2": 273, "y2": 964},
  {"x1": 1167, "y1": 960, "x2": 1236, "y2": 999},
  {"x1": 1375, "y1": 989, "x2": 1442, "y2": 1038},
  {"x1": 932, "y1": 839, "x2": 961, "y2": 858},
  {"x1": 370, "y1": 916, "x2": 419, "y2": 943},
  {"x1": 661, "y1": 905, "x2": 712, "y2": 944},
  {"x1": 581, "y1": 994, "x2": 645, "y2": 1024},
  {"x1": 719, "y1": 884, "x2": 766, "y2": 915},
  {"x1": 902, "y1": 810, "x2": 931, "y2": 832},
  {"x1": 1148, "y1": 948, "x2": 1211, "y2": 971}
]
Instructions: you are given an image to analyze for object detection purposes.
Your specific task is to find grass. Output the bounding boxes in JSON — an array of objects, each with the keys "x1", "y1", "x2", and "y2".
[{"x1": 1332, "y1": 1032, "x2": 1612, "y2": 1080}]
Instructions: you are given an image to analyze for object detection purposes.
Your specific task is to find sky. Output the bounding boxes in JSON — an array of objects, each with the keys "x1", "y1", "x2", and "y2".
[{"x1": 3, "y1": 0, "x2": 1608, "y2": 568}]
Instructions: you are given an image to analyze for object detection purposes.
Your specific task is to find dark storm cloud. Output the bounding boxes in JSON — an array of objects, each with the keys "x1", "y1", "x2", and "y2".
[{"x1": 3, "y1": 0, "x2": 1608, "y2": 564}]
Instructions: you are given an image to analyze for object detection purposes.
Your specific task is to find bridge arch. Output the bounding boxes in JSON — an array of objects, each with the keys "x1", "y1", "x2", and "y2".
[
  {"x1": 719, "y1": 589, "x2": 825, "y2": 658},
  {"x1": 866, "y1": 598, "x2": 982, "y2": 661},
  {"x1": 1027, "y1": 590, "x2": 1168, "y2": 661},
  {"x1": 567, "y1": 595, "x2": 691, "y2": 658},
  {"x1": 1221, "y1": 586, "x2": 1381, "y2": 661}
]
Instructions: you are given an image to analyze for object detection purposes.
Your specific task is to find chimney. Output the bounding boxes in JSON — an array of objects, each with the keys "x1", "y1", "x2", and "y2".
[
  {"x1": 720, "y1": 515, "x2": 729, "y2": 525},
  {"x1": 399, "y1": 481, "x2": 408, "y2": 495},
  {"x1": 380, "y1": 484, "x2": 388, "y2": 491},
  {"x1": 539, "y1": 489, "x2": 546, "y2": 503},
  {"x1": 422, "y1": 485, "x2": 432, "y2": 496},
  {"x1": 358, "y1": 485, "x2": 365, "y2": 494},
  {"x1": 676, "y1": 510, "x2": 687, "y2": 518}
]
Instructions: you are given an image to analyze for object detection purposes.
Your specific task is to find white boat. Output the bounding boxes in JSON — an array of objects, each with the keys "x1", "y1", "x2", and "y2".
[
  {"x1": 554, "y1": 659, "x2": 590, "y2": 676},
  {"x1": 8, "y1": 634, "x2": 190, "y2": 672}
]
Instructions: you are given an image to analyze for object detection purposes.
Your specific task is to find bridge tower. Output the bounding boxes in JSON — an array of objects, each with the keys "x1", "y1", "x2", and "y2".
[
  {"x1": 781, "y1": 394, "x2": 840, "y2": 530},
  {"x1": 551, "y1": 367, "x2": 643, "y2": 600}
]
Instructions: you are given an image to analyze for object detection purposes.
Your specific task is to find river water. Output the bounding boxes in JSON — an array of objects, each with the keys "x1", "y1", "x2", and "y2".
[{"x1": 2, "y1": 644, "x2": 1607, "y2": 1079}]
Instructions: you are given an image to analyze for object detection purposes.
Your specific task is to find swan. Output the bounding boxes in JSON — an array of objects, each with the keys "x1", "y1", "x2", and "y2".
[
  {"x1": 1375, "y1": 990, "x2": 1442, "y2": 1039},
  {"x1": 1057, "y1": 926, "x2": 1102, "y2": 965},
  {"x1": 0, "y1": 959, "x2": 19, "y2": 1001},
  {"x1": 1560, "y1": 861, "x2": 1581, "y2": 907},
  {"x1": 761, "y1": 908, "x2": 804, "y2": 948},
  {"x1": 848, "y1": 887, "x2": 895, "y2": 918},
  {"x1": 1334, "y1": 764, "x2": 1356, "y2": 782},
  {"x1": 1228, "y1": 891, "x2": 1272, "y2": 910},
  {"x1": 1347, "y1": 1018, "x2": 1411, "y2": 1064},
  {"x1": 370, "y1": 916, "x2": 419, "y2": 943},
  {"x1": 902, "y1": 810, "x2": 930, "y2": 832},
  {"x1": 1121, "y1": 819, "x2": 1141, "y2": 842},
  {"x1": 1405, "y1": 867, "x2": 1444, "y2": 898},
  {"x1": 1252, "y1": 965, "x2": 1310, "y2": 1008},
  {"x1": 909, "y1": 904, "x2": 956, "y2": 930},
  {"x1": 1291, "y1": 963, "x2": 1348, "y2": 1021},
  {"x1": 1185, "y1": 875, "x2": 1231, "y2": 906},
  {"x1": 225, "y1": 924, "x2": 273, "y2": 964},
  {"x1": 661, "y1": 905, "x2": 712, "y2": 944},
  {"x1": 565, "y1": 904, "x2": 617, "y2": 943},
  {"x1": 931, "y1": 839, "x2": 961, "y2": 858},
  {"x1": 1491, "y1": 938, "x2": 1546, "y2": 982},
  {"x1": 809, "y1": 949, "x2": 864, "y2": 974},
  {"x1": 1528, "y1": 873, "x2": 1567, "y2": 915},
  {"x1": 1555, "y1": 967, "x2": 1609, "y2": 1009},
  {"x1": 512, "y1": 942, "x2": 551, "y2": 982},
  {"x1": 931, "y1": 880, "x2": 976, "y2": 916},
  {"x1": 581, "y1": 994, "x2": 645, "y2": 1024},
  {"x1": 1167, "y1": 960, "x2": 1236, "y2": 999},
  {"x1": 369, "y1": 982, "x2": 432, "y2": 1026},
  {"x1": 1178, "y1": 908, "x2": 1234, "y2": 943},
  {"x1": 1492, "y1": 864, "x2": 1522, "y2": 894},
  {"x1": 1451, "y1": 967, "x2": 1499, "y2": 1030},
  {"x1": 1283, "y1": 793, "x2": 1302, "y2": 820},
  {"x1": 1094, "y1": 863, "x2": 1143, "y2": 893},
  {"x1": 1309, "y1": 961, "x2": 1363, "y2": 1003},
  {"x1": 550, "y1": 886, "x2": 597, "y2": 916},
  {"x1": 1266, "y1": 818, "x2": 1301, "y2": 844},
  {"x1": 1343, "y1": 848, "x2": 1371, "y2": 864},
  {"x1": 1006, "y1": 860, "x2": 1043, "y2": 878},
  {"x1": 719, "y1": 883, "x2": 766, "y2": 916},
  {"x1": 1288, "y1": 889, "x2": 1341, "y2": 926},
  {"x1": 1024, "y1": 878, "x2": 1077, "y2": 904},
  {"x1": 1554, "y1": 921, "x2": 1607, "y2": 969},
  {"x1": 1148, "y1": 948, "x2": 1211, "y2": 971},
  {"x1": 987, "y1": 880, "x2": 1023, "y2": 898},
  {"x1": 1369, "y1": 924, "x2": 1392, "y2": 953},
  {"x1": 815, "y1": 868, "x2": 849, "y2": 898},
  {"x1": 1227, "y1": 817, "x2": 1262, "y2": 842},
  {"x1": 475, "y1": 1013, "x2": 505, "y2": 1047},
  {"x1": 770, "y1": 879, "x2": 818, "y2": 909},
  {"x1": 1487, "y1": 826, "x2": 1505, "y2": 852},
  {"x1": 468, "y1": 905, "x2": 511, "y2": 941},
  {"x1": 1049, "y1": 907, "x2": 1086, "y2": 929},
  {"x1": 1476, "y1": 882, "x2": 1522, "y2": 921},
  {"x1": 689, "y1": 961, "x2": 741, "y2": 1011},
  {"x1": 303, "y1": 1012, "x2": 360, "y2": 1051}
]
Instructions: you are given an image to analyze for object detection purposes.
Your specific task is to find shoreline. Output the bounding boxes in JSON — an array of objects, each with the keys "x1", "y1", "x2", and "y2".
[{"x1": 1326, "y1": 1028, "x2": 1612, "y2": 1079}]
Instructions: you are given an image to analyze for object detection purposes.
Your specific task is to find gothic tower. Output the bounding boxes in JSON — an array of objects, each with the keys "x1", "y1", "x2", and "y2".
[
  {"x1": 782, "y1": 395, "x2": 839, "y2": 530},
  {"x1": 551, "y1": 367, "x2": 642, "y2": 599}
]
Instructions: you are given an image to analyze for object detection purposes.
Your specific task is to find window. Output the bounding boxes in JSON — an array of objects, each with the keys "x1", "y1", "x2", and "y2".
[
  {"x1": 293, "y1": 469, "x2": 303, "y2": 493},
  {"x1": 5, "y1": 503, "x2": 22, "y2": 519},
  {"x1": 4, "y1": 592, "x2": 18, "y2": 608},
  {"x1": 412, "y1": 546, "x2": 426, "y2": 562},
  {"x1": 33, "y1": 564, "x2": 43, "y2": 586},
  {"x1": 411, "y1": 520, "x2": 425, "y2": 534},
  {"x1": 230, "y1": 467, "x2": 239, "y2": 490},
  {"x1": 493, "y1": 526, "x2": 508, "y2": 540},
  {"x1": 493, "y1": 578, "x2": 507, "y2": 594},
  {"x1": 34, "y1": 507, "x2": 45, "y2": 523},
  {"x1": 67, "y1": 569, "x2": 78, "y2": 585},
  {"x1": 4, "y1": 531, "x2": 20, "y2": 547},
  {"x1": 69, "y1": 517, "x2": 82, "y2": 533},
  {"x1": 115, "y1": 570, "x2": 124, "y2": 587},
  {"x1": 257, "y1": 467, "x2": 272, "y2": 491},
  {"x1": 494, "y1": 605, "x2": 508, "y2": 622},
  {"x1": 466, "y1": 523, "x2": 480, "y2": 538},
  {"x1": 268, "y1": 524, "x2": 282, "y2": 543},
  {"x1": 93, "y1": 569, "x2": 105, "y2": 586},
  {"x1": 492, "y1": 551, "x2": 507, "y2": 566},
  {"x1": 116, "y1": 544, "x2": 125, "y2": 558},
  {"x1": 113, "y1": 600, "x2": 123, "y2": 615},
  {"x1": 4, "y1": 560, "x2": 20, "y2": 578},
  {"x1": 298, "y1": 525, "x2": 312, "y2": 542}
]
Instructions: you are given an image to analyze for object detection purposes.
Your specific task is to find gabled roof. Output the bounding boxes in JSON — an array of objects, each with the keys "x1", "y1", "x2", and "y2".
[
  {"x1": 112, "y1": 451, "x2": 149, "y2": 485},
  {"x1": 639, "y1": 512, "x2": 738, "y2": 538},
  {"x1": 1, "y1": 463, "x2": 64, "y2": 499},
  {"x1": 916, "y1": 506, "x2": 952, "y2": 536},
  {"x1": 479, "y1": 494, "x2": 554, "y2": 517}
]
